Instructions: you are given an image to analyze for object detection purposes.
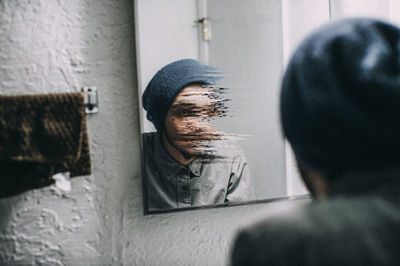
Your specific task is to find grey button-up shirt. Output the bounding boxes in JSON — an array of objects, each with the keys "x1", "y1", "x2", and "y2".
[{"x1": 142, "y1": 132, "x2": 255, "y2": 211}]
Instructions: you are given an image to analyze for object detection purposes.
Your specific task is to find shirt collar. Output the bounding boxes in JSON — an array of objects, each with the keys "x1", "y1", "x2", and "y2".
[
  {"x1": 154, "y1": 132, "x2": 202, "y2": 180},
  {"x1": 188, "y1": 159, "x2": 202, "y2": 177}
]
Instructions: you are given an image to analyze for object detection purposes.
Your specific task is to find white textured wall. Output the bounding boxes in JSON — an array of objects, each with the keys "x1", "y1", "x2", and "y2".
[
  {"x1": 0, "y1": 0, "x2": 136, "y2": 265},
  {"x1": 0, "y1": 1, "x2": 307, "y2": 265}
]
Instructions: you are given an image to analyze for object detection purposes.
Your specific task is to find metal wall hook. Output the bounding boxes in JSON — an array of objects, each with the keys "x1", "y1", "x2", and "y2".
[{"x1": 82, "y1": 87, "x2": 98, "y2": 114}]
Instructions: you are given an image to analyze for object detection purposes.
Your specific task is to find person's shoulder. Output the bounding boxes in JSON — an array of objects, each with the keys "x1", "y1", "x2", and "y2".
[
  {"x1": 233, "y1": 196, "x2": 376, "y2": 239},
  {"x1": 142, "y1": 132, "x2": 158, "y2": 152},
  {"x1": 233, "y1": 200, "x2": 312, "y2": 248},
  {"x1": 231, "y1": 200, "x2": 310, "y2": 265},
  {"x1": 142, "y1": 131, "x2": 157, "y2": 144},
  {"x1": 231, "y1": 197, "x2": 400, "y2": 266}
]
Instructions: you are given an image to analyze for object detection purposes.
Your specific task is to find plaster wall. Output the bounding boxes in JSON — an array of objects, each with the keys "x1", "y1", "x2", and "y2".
[{"x1": 0, "y1": 0, "x2": 136, "y2": 265}]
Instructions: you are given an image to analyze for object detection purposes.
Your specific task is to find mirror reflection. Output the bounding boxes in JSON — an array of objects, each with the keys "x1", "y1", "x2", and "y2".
[
  {"x1": 135, "y1": 0, "x2": 308, "y2": 213},
  {"x1": 142, "y1": 59, "x2": 255, "y2": 210}
]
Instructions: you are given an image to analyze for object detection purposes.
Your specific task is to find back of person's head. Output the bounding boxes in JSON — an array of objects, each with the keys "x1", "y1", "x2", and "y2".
[{"x1": 281, "y1": 18, "x2": 400, "y2": 185}]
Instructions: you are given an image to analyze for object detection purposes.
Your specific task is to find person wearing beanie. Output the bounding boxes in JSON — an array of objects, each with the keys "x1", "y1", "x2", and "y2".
[
  {"x1": 141, "y1": 59, "x2": 254, "y2": 211},
  {"x1": 231, "y1": 18, "x2": 400, "y2": 265}
]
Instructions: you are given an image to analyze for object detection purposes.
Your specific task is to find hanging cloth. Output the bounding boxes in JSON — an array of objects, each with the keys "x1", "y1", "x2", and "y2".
[{"x1": 0, "y1": 92, "x2": 91, "y2": 198}]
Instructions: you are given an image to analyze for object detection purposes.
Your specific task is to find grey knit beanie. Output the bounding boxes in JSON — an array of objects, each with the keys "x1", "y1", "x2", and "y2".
[
  {"x1": 142, "y1": 59, "x2": 219, "y2": 131},
  {"x1": 281, "y1": 18, "x2": 400, "y2": 177}
]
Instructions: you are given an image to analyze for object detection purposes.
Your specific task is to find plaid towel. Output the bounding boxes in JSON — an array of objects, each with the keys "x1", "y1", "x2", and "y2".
[{"x1": 0, "y1": 92, "x2": 91, "y2": 198}]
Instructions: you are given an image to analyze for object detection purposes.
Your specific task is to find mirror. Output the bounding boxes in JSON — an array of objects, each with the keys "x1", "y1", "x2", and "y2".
[{"x1": 134, "y1": 0, "x2": 309, "y2": 214}]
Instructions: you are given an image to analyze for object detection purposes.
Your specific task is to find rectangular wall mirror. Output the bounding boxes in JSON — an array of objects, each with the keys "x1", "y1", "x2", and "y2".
[{"x1": 134, "y1": 0, "x2": 310, "y2": 214}]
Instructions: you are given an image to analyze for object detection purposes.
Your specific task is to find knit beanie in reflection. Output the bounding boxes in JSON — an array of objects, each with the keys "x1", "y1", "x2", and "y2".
[
  {"x1": 142, "y1": 59, "x2": 219, "y2": 131},
  {"x1": 281, "y1": 18, "x2": 400, "y2": 177}
]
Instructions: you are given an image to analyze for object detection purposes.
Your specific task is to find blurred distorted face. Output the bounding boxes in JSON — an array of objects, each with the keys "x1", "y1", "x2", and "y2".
[{"x1": 163, "y1": 84, "x2": 221, "y2": 156}]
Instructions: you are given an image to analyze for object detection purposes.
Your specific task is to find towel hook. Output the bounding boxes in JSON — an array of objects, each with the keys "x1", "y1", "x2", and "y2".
[{"x1": 82, "y1": 87, "x2": 98, "y2": 114}]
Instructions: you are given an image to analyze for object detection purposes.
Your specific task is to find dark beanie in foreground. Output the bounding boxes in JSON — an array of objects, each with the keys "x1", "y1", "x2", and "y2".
[
  {"x1": 281, "y1": 18, "x2": 400, "y2": 177},
  {"x1": 142, "y1": 59, "x2": 219, "y2": 131}
]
